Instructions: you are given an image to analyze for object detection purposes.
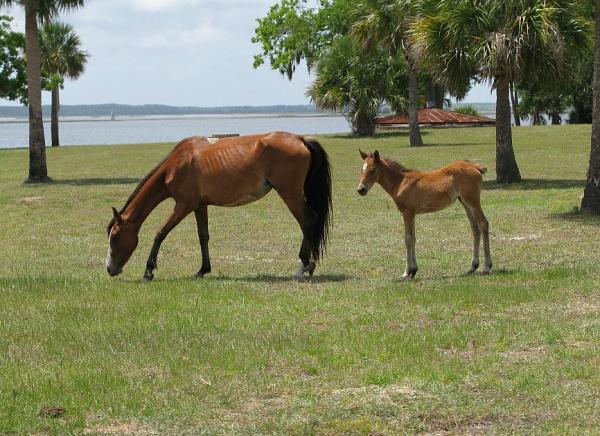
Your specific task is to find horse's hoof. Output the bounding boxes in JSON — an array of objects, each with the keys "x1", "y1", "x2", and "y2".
[
  {"x1": 194, "y1": 269, "x2": 210, "y2": 278},
  {"x1": 143, "y1": 272, "x2": 154, "y2": 281},
  {"x1": 481, "y1": 269, "x2": 492, "y2": 275},
  {"x1": 307, "y1": 262, "x2": 316, "y2": 276},
  {"x1": 293, "y1": 267, "x2": 306, "y2": 281}
]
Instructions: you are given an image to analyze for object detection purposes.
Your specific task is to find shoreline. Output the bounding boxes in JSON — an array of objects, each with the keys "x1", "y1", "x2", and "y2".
[{"x1": 0, "y1": 112, "x2": 341, "y2": 124}]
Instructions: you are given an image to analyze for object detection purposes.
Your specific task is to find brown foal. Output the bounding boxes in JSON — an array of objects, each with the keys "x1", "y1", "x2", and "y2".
[
  {"x1": 357, "y1": 150, "x2": 492, "y2": 278},
  {"x1": 106, "y1": 132, "x2": 332, "y2": 280}
]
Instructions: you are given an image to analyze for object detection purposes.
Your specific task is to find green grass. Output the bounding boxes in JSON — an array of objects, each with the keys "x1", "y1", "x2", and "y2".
[{"x1": 1, "y1": 125, "x2": 600, "y2": 434}]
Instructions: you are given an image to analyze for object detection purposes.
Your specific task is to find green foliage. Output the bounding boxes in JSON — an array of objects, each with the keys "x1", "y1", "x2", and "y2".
[
  {"x1": 39, "y1": 21, "x2": 88, "y2": 86},
  {"x1": 414, "y1": 0, "x2": 592, "y2": 88},
  {"x1": 252, "y1": 0, "x2": 353, "y2": 79},
  {"x1": 0, "y1": 15, "x2": 27, "y2": 104},
  {"x1": 453, "y1": 104, "x2": 480, "y2": 117},
  {"x1": 307, "y1": 36, "x2": 408, "y2": 135}
]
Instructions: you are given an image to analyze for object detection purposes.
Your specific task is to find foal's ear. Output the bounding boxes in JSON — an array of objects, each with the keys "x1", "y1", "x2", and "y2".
[
  {"x1": 373, "y1": 150, "x2": 380, "y2": 162},
  {"x1": 359, "y1": 149, "x2": 368, "y2": 160},
  {"x1": 112, "y1": 207, "x2": 123, "y2": 224}
]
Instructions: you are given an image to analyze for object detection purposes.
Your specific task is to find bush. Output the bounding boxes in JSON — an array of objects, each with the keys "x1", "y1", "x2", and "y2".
[{"x1": 453, "y1": 105, "x2": 481, "y2": 117}]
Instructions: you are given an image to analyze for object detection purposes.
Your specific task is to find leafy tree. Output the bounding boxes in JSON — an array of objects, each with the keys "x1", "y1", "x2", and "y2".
[
  {"x1": 253, "y1": 0, "x2": 353, "y2": 79},
  {"x1": 39, "y1": 21, "x2": 88, "y2": 147},
  {"x1": 307, "y1": 36, "x2": 408, "y2": 135},
  {"x1": 581, "y1": 0, "x2": 600, "y2": 213},
  {"x1": 351, "y1": 0, "x2": 425, "y2": 145},
  {"x1": 0, "y1": 0, "x2": 87, "y2": 183},
  {"x1": 414, "y1": 0, "x2": 590, "y2": 183},
  {"x1": 0, "y1": 15, "x2": 26, "y2": 103},
  {"x1": 516, "y1": 80, "x2": 570, "y2": 125}
]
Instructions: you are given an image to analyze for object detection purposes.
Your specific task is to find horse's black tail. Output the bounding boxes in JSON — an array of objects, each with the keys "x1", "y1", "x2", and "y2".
[{"x1": 303, "y1": 138, "x2": 333, "y2": 263}]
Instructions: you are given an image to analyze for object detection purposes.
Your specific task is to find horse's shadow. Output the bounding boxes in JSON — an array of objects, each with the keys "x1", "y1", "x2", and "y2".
[
  {"x1": 52, "y1": 177, "x2": 140, "y2": 186},
  {"x1": 390, "y1": 267, "x2": 514, "y2": 284},
  {"x1": 125, "y1": 273, "x2": 353, "y2": 284}
]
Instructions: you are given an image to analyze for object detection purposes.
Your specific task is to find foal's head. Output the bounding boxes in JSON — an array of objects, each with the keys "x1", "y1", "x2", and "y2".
[
  {"x1": 105, "y1": 207, "x2": 139, "y2": 276},
  {"x1": 357, "y1": 149, "x2": 381, "y2": 195}
]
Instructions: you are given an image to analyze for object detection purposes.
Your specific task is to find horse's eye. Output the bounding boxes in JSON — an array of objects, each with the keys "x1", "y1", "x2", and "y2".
[{"x1": 369, "y1": 169, "x2": 376, "y2": 174}]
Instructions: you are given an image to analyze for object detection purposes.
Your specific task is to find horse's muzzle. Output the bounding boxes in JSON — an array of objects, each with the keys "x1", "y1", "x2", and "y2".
[
  {"x1": 357, "y1": 184, "x2": 368, "y2": 196},
  {"x1": 106, "y1": 266, "x2": 122, "y2": 277}
]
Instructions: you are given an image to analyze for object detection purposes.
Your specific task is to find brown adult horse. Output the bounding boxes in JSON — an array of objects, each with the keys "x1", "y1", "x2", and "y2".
[
  {"x1": 357, "y1": 150, "x2": 492, "y2": 278},
  {"x1": 106, "y1": 132, "x2": 332, "y2": 280}
]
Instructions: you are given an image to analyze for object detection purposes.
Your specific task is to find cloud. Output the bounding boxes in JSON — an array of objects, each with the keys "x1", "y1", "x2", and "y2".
[
  {"x1": 128, "y1": 0, "x2": 194, "y2": 12},
  {"x1": 138, "y1": 20, "x2": 226, "y2": 47}
]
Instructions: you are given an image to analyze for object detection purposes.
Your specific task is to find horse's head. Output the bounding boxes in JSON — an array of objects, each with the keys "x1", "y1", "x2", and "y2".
[
  {"x1": 357, "y1": 149, "x2": 381, "y2": 196},
  {"x1": 105, "y1": 207, "x2": 138, "y2": 276}
]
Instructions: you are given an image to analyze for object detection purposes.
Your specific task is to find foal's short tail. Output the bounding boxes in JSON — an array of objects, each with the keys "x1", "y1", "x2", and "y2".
[
  {"x1": 303, "y1": 138, "x2": 333, "y2": 263},
  {"x1": 475, "y1": 164, "x2": 488, "y2": 175}
]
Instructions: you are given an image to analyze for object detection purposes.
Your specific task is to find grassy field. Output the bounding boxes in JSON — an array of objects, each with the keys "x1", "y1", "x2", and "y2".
[{"x1": 1, "y1": 125, "x2": 599, "y2": 434}]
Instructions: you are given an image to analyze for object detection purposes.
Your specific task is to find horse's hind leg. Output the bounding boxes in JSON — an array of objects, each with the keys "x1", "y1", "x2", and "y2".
[
  {"x1": 278, "y1": 191, "x2": 316, "y2": 279},
  {"x1": 459, "y1": 198, "x2": 480, "y2": 273},
  {"x1": 143, "y1": 203, "x2": 192, "y2": 281},
  {"x1": 194, "y1": 205, "x2": 211, "y2": 278}
]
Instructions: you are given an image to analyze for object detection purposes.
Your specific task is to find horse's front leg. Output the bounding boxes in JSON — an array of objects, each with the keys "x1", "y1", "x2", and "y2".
[
  {"x1": 402, "y1": 211, "x2": 418, "y2": 279},
  {"x1": 144, "y1": 203, "x2": 192, "y2": 281},
  {"x1": 194, "y1": 205, "x2": 212, "y2": 278}
]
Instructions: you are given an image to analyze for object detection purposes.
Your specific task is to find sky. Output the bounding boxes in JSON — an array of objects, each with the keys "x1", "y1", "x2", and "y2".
[{"x1": 0, "y1": 0, "x2": 494, "y2": 107}]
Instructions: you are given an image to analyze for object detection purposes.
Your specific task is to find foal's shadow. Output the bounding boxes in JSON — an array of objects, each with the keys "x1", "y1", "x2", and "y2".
[{"x1": 391, "y1": 267, "x2": 514, "y2": 284}]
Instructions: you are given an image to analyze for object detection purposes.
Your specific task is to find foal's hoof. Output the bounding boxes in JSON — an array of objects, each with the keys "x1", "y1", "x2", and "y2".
[
  {"x1": 481, "y1": 269, "x2": 492, "y2": 275},
  {"x1": 143, "y1": 272, "x2": 154, "y2": 281},
  {"x1": 403, "y1": 268, "x2": 418, "y2": 279}
]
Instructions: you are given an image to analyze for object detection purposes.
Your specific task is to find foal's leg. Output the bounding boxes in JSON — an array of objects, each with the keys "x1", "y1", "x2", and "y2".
[
  {"x1": 193, "y1": 205, "x2": 211, "y2": 278},
  {"x1": 278, "y1": 191, "x2": 316, "y2": 279},
  {"x1": 459, "y1": 198, "x2": 480, "y2": 273},
  {"x1": 143, "y1": 203, "x2": 192, "y2": 281},
  {"x1": 402, "y1": 211, "x2": 418, "y2": 278},
  {"x1": 472, "y1": 206, "x2": 492, "y2": 274}
]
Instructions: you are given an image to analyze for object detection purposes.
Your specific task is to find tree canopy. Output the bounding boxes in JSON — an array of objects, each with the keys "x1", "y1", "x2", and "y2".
[{"x1": 0, "y1": 15, "x2": 27, "y2": 104}]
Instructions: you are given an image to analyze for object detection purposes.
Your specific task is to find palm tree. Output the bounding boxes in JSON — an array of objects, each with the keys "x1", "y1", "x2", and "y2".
[
  {"x1": 352, "y1": 0, "x2": 424, "y2": 146},
  {"x1": 307, "y1": 36, "x2": 409, "y2": 136},
  {"x1": 581, "y1": 0, "x2": 600, "y2": 214},
  {"x1": 40, "y1": 21, "x2": 88, "y2": 147},
  {"x1": 414, "y1": 0, "x2": 590, "y2": 183},
  {"x1": 0, "y1": 0, "x2": 86, "y2": 182}
]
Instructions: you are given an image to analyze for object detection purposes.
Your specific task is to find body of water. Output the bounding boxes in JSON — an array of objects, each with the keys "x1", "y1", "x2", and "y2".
[{"x1": 0, "y1": 114, "x2": 350, "y2": 149}]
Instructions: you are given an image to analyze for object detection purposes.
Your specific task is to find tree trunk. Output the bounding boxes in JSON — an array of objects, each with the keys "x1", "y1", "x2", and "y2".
[
  {"x1": 51, "y1": 86, "x2": 60, "y2": 147},
  {"x1": 495, "y1": 75, "x2": 522, "y2": 183},
  {"x1": 509, "y1": 81, "x2": 521, "y2": 127},
  {"x1": 351, "y1": 109, "x2": 376, "y2": 136},
  {"x1": 581, "y1": 0, "x2": 600, "y2": 214},
  {"x1": 434, "y1": 83, "x2": 445, "y2": 109},
  {"x1": 407, "y1": 57, "x2": 423, "y2": 146},
  {"x1": 24, "y1": 0, "x2": 49, "y2": 183}
]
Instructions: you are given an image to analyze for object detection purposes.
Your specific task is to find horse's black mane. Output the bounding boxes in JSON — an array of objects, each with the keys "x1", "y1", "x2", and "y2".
[{"x1": 105, "y1": 156, "x2": 168, "y2": 235}]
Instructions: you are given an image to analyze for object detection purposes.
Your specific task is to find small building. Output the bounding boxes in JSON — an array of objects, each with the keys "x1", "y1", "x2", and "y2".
[{"x1": 375, "y1": 108, "x2": 496, "y2": 128}]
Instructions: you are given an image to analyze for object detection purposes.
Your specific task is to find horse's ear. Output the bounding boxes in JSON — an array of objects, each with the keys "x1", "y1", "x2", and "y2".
[
  {"x1": 359, "y1": 149, "x2": 368, "y2": 159},
  {"x1": 373, "y1": 150, "x2": 380, "y2": 162},
  {"x1": 112, "y1": 207, "x2": 123, "y2": 224}
]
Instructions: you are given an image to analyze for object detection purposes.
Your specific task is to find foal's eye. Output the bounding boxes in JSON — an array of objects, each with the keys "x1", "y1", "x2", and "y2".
[{"x1": 369, "y1": 169, "x2": 376, "y2": 174}]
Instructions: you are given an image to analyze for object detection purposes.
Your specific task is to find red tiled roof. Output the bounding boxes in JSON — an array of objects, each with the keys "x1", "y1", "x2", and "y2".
[{"x1": 376, "y1": 108, "x2": 496, "y2": 126}]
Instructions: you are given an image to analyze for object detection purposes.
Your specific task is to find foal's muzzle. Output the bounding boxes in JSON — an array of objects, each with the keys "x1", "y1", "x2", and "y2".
[{"x1": 357, "y1": 184, "x2": 369, "y2": 196}]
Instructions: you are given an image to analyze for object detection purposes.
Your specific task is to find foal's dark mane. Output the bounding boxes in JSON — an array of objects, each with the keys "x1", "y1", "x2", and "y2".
[
  {"x1": 106, "y1": 156, "x2": 168, "y2": 235},
  {"x1": 382, "y1": 158, "x2": 410, "y2": 173}
]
